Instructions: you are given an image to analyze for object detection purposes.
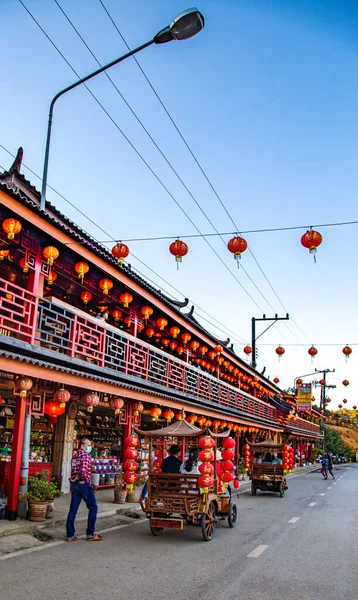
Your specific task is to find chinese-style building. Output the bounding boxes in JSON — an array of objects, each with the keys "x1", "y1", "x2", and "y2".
[{"x1": 0, "y1": 149, "x2": 322, "y2": 518}]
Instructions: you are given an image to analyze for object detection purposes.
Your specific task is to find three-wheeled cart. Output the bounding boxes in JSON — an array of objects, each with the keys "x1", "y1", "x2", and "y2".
[{"x1": 248, "y1": 439, "x2": 288, "y2": 498}]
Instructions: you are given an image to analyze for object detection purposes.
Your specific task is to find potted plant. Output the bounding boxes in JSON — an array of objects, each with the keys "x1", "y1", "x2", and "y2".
[
  {"x1": 46, "y1": 479, "x2": 62, "y2": 518},
  {"x1": 27, "y1": 476, "x2": 52, "y2": 522},
  {"x1": 114, "y1": 473, "x2": 127, "y2": 504},
  {"x1": 237, "y1": 457, "x2": 246, "y2": 481}
]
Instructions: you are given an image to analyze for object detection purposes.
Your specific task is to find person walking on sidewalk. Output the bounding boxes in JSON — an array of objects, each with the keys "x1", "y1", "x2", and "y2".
[
  {"x1": 66, "y1": 438, "x2": 103, "y2": 542},
  {"x1": 326, "y1": 453, "x2": 335, "y2": 479},
  {"x1": 320, "y1": 455, "x2": 328, "y2": 480}
]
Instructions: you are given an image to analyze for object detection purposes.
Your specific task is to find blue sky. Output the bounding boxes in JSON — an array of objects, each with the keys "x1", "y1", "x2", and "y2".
[{"x1": 1, "y1": 0, "x2": 358, "y2": 407}]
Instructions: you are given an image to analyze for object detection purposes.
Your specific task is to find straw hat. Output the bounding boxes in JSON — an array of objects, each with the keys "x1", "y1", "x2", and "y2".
[{"x1": 215, "y1": 449, "x2": 222, "y2": 460}]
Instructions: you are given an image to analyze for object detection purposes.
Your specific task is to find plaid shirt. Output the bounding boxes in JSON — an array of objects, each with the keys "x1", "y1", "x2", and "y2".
[{"x1": 70, "y1": 449, "x2": 92, "y2": 485}]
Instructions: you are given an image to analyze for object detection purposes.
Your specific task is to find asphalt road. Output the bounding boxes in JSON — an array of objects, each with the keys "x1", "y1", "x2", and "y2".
[{"x1": 2, "y1": 466, "x2": 358, "y2": 600}]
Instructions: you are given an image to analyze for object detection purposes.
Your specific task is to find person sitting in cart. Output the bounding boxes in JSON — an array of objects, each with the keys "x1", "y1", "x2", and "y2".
[
  {"x1": 262, "y1": 452, "x2": 273, "y2": 464},
  {"x1": 162, "y1": 444, "x2": 182, "y2": 473},
  {"x1": 180, "y1": 447, "x2": 200, "y2": 494},
  {"x1": 272, "y1": 453, "x2": 282, "y2": 465},
  {"x1": 254, "y1": 452, "x2": 263, "y2": 464}
]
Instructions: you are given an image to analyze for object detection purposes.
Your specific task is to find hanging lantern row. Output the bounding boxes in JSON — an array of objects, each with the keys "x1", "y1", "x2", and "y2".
[
  {"x1": 198, "y1": 438, "x2": 215, "y2": 492},
  {"x1": 282, "y1": 445, "x2": 294, "y2": 474},
  {"x1": 123, "y1": 435, "x2": 139, "y2": 489}
]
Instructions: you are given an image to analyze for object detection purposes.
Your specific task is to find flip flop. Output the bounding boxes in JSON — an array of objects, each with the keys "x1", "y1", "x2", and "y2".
[
  {"x1": 87, "y1": 534, "x2": 103, "y2": 541},
  {"x1": 66, "y1": 536, "x2": 78, "y2": 542}
]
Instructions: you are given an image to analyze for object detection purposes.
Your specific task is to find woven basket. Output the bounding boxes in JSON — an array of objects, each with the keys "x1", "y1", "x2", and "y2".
[
  {"x1": 114, "y1": 489, "x2": 127, "y2": 504},
  {"x1": 28, "y1": 501, "x2": 48, "y2": 522}
]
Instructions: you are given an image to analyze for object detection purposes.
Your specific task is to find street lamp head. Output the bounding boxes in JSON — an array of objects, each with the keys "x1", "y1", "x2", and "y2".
[{"x1": 154, "y1": 8, "x2": 205, "y2": 44}]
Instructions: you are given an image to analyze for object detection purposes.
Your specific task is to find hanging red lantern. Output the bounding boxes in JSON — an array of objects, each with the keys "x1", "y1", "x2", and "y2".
[
  {"x1": 176, "y1": 410, "x2": 186, "y2": 421},
  {"x1": 212, "y1": 419, "x2": 221, "y2": 431},
  {"x1": 353, "y1": 405, "x2": 357, "y2": 410},
  {"x1": 216, "y1": 355, "x2": 224, "y2": 365},
  {"x1": 124, "y1": 316, "x2": 131, "y2": 328},
  {"x1": 338, "y1": 404, "x2": 343, "y2": 409},
  {"x1": 198, "y1": 475, "x2": 214, "y2": 489},
  {"x1": 19, "y1": 257, "x2": 29, "y2": 273},
  {"x1": 170, "y1": 341, "x2": 178, "y2": 351},
  {"x1": 43, "y1": 246, "x2": 59, "y2": 266},
  {"x1": 162, "y1": 338, "x2": 171, "y2": 346},
  {"x1": 273, "y1": 377, "x2": 280, "y2": 384},
  {"x1": 110, "y1": 397, "x2": 124, "y2": 415},
  {"x1": 199, "y1": 436, "x2": 215, "y2": 449},
  {"x1": 125, "y1": 435, "x2": 140, "y2": 448},
  {"x1": 141, "y1": 306, "x2": 153, "y2": 321},
  {"x1": 326, "y1": 398, "x2": 331, "y2": 403},
  {"x1": 0, "y1": 249, "x2": 10, "y2": 261},
  {"x1": 169, "y1": 238, "x2": 188, "y2": 269},
  {"x1": 150, "y1": 407, "x2": 162, "y2": 420},
  {"x1": 119, "y1": 292, "x2": 133, "y2": 308},
  {"x1": 343, "y1": 345, "x2": 352, "y2": 360},
  {"x1": 15, "y1": 376, "x2": 33, "y2": 397},
  {"x1": 156, "y1": 318, "x2": 168, "y2": 330},
  {"x1": 46, "y1": 270, "x2": 57, "y2": 286},
  {"x1": 81, "y1": 291, "x2": 92, "y2": 305},
  {"x1": 199, "y1": 345, "x2": 208, "y2": 356},
  {"x1": 190, "y1": 340, "x2": 200, "y2": 352},
  {"x1": 170, "y1": 326, "x2": 180, "y2": 338},
  {"x1": 177, "y1": 346, "x2": 184, "y2": 356},
  {"x1": 83, "y1": 391, "x2": 100, "y2": 413},
  {"x1": 163, "y1": 409, "x2": 175, "y2": 422},
  {"x1": 112, "y1": 309, "x2": 123, "y2": 322},
  {"x1": 308, "y1": 346, "x2": 318, "y2": 360},
  {"x1": 319, "y1": 379, "x2": 325, "y2": 386},
  {"x1": 208, "y1": 350, "x2": 216, "y2": 361},
  {"x1": 54, "y1": 388, "x2": 71, "y2": 404},
  {"x1": 343, "y1": 399, "x2": 347, "y2": 404},
  {"x1": 214, "y1": 345, "x2": 223, "y2": 354},
  {"x1": 123, "y1": 460, "x2": 138, "y2": 473},
  {"x1": 181, "y1": 333, "x2": 191, "y2": 345},
  {"x1": 122, "y1": 448, "x2": 138, "y2": 461},
  {"x1": 227, "y1": 235, "x2": 247, "y2": 266},
  {"x1": 222, "y1": 437, "x2": 235, "y2": 449},
  {"x1": 342, "y1": 380, "x2": 349, "y2": 387},
  {"x1": 296, "y1": 378, "x2": 303, "y2": 386},
  {"x1": 199, "y1": 463, "x2": 214, "y2": 476},
  {"x1": 2, "y1": 218, "x2": 22, "y2": 240},
  {"x1": 146, "y1": 328, "x2": 155, "y2": 338},
  {"x1": 275, "y1": 346, "x2": 285, "y2": 360},
  {"x1": 112, "y1": 243, "x2": 129, "y2": 267},
  {"x1": 137, "y1": 323, "x2": 145, "y2": 333},
  {"x1": 99, "y1": 278, "x2": 113, "y2": 295},
  {"x1": 243, "y1": 345, "x2": 252, "y2": 356},
  {"x1": 301, "y1": 229, "x2": 322, "y2": 262},
  {"x1": 74, "y1": 261, "x2": 89, "y2": 283},
  {"x1": 187, "y1": 414, "x2": 198, "y2": 425},
  {"x1": 222, "y1": 449, "x2": 234, "y2": 461},
  {"x1": 44, "y1": 401, "x2": 66, "y2": 422},
  {"x1": 197, "y1": 416, "x2": 206, "y2": 427}
]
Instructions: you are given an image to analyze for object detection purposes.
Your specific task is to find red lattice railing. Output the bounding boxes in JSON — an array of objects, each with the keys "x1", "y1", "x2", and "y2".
[{"x1": 0, "y1": 277, "x2": 37, "y2": 343}]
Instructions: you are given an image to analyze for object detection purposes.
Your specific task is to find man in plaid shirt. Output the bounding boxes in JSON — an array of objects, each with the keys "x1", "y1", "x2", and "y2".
[{"x1": 66, "y1": 438, "x2": 102, "y2": 542}]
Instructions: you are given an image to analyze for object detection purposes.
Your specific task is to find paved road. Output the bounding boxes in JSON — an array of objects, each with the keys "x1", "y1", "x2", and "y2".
[{"x1": 2, "y1": 466, "x2": 358, "y2": 600}]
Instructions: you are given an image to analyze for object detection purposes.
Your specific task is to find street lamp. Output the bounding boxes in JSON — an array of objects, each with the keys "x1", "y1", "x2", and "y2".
[{"x1": 40, "y1": 8, "x2": 205, "y2": 210}]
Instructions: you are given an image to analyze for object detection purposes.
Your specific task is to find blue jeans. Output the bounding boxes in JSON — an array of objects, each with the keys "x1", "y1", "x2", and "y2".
[
  {"x1": 66, "y1": 481, "x2": 98, "y2": 538},
  {"x1": 141, "y1": 481, "x2": 148, "y2": 500}
]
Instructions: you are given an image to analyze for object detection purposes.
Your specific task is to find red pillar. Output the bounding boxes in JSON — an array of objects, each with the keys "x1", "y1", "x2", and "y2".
[{"x1": 6, "y1": 395, "x2": 27, "y2": 519}]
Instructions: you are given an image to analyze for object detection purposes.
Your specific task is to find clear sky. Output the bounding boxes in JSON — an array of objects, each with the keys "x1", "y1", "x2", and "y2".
[{"x1": 1, "y1": 0, "x2": 357, "y2": 408}]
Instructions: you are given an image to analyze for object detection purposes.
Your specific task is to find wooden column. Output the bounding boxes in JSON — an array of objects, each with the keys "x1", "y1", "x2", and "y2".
[
  {"x1": 52, "y1": 412, "x2": 75, "y2": 493},
  {"x1": 6, "y1": 396, "x2": 27, "y2": 519}
]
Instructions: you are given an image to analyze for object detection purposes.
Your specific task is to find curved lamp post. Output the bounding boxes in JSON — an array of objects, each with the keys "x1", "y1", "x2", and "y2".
[{"x1": 40, "y1": 8, "x2": 205, "y2": 210}]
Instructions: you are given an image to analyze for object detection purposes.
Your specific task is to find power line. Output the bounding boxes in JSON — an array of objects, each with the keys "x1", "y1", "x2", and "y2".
[{"x1": 98, "y1": 0, "x2": 312, "y2": 347}]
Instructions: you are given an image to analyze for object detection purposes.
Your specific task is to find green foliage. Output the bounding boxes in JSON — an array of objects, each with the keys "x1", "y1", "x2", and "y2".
[
  {"x1": 325, "y1": 427, "x2": 353, "y2": 459},
  {"x1": 237, "y1": 456, "x2": 246, "y2": 474},
  {"x1": 27, "y1": 471, "x2": 61, "y2": 502}
]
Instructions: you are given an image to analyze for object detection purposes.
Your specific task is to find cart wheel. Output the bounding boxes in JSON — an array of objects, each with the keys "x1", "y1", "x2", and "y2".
[
  {"x1": 227, "y1": 503, "x2": 237, "y2": 528},
  {"x1": 200, "y1": 501, "x2": 216, "y2": 541},
  {"x1": 150, "y1": 525, "x2": 164, "y2": 536},
  {"x1": 279, "y1": 483, "x2": 285, "y2": 498},
  {"x1": 251, "y1": 482, "x2": 257, "y2": 496}
]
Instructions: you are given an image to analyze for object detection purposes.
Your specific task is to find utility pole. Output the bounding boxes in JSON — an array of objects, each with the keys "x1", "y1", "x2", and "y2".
[
  {"x1": 251, "y1": 314, "x2": 289, "y2": 369},
  {"x1": 314, "y1": 368, "x2": 336, "y2": 449}
]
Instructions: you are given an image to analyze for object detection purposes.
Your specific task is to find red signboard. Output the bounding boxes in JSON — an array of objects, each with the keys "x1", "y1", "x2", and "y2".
[{"x1": 150, "y1": 518, "x2": 183, "y2": 530}]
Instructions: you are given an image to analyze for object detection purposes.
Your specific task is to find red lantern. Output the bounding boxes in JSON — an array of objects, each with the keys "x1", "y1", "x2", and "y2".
[
  {"x1": 162, "y1": 338, "x2": 171, "y2": 347},
  {"x1": 189, "y1": 340, "x2": 200, "y2": 352},
  {"x1": 123, "y1": 472, "x2": 138, "y2": 485},
  {"x1": 156, "y1": 318, "x2": 168, "y2": 330},
  {"x1": 181, "y1": 333, "x2": 191, "y2": 345},
  {"x1": 221, "y1": 460, "x2": 234, "y2": 472},
  {"x1": 54, "y1": 388, "x2": 70, "y2": 404},
  {"x1": 343, "y1": 399, "x2": 347, "y2": 404},
  {"x1": 214, "y1": 345, "x2": 223, "y2": 354},
  {"x1": 170, "y1": 326, "x2": 180, "y2": 338},
  {"x1": 199, "y1": 436, "x2": 215, "y2": 449},
  {"x1": 177, "y1": 346, "x2": 184, "y2": 356},
  {"x1": 112, "y1": 309, "x2": 123, "y2": 322},
  {"x1": 0, "y1": 249, "x2": 10, "y2": 261},
  {"x1": 110, "y1": 397, "x2": 124, "y2": 414},
  {"x1": 112, "y1": 242, "x2": 129, "y2": 267},
  {"x1": 163, "y1": 409, "x2": 174, "y2": 422},
  {"x1": 141, "y1": 306, "x2": 153, "y2": 321},
  {"x1": 220, "y1": 471, "x2": 234, "y2": 483},
  {"x1": 199, "y1": 463, "x2": 214, "y2": 475},
  {"x1": 338, "y1": 404, "x2": 343, "y2": 409},
  {"x1": 169, "y1": 239, "x2": 188, "y2": 269},
  {"x1": 44, "y1": 400, "x2": 66, "y2": 418},
  {"x1": 153, "y1": 459, "x2": 162, "y2": 469},
  {"x1": 170, "y1": 341, "x2": 178, "y2": 351},
  {"x1": 81, "y1": 291, "x2": 92, "y2": 305},
  {"x1": 123, "y1": 448, "x2": 139, "y2": 460},
  {"x1": 222, "y1": 437, "x2": 235, "y2": 449},
  {"x1": 199, "y1": 345, "x2": 208, "y2": 356},
  {"x1": 46, "y1": 271, "x2": 57, "y2": 286},
  {"x1": 227, "y1": 235, "x2": 247, "y2": 266},
  {"x1": 137, "y1": 323, "x2": 145, "y2": 333},
  {"x1": 301, "y1": 229, "x2": 322, "y2": 261},
  {"x1": 176, "y1": 410, "x2": 186, "y2": 420},
  {"x1": 343, "y1": 345, "x2": 352, "y2": 360},
  {"x1": 197, "y1": 416, "x2": 206, "y2": 427},
  {"x1": 132, "y1": 401, "x2": 144, "y2": 416},
  {"x1": 146, "y1": 328, "x2": 155, "y2": 338},
  {"x1": 19, "y1": 257, "x2": 29, "y2": 273},
  {"x1": 124, "y1": 316, "x2": 131, "y2": 328},
  {"x1": 212, "y1": 419, "x2": 221, "y2": 430},
  {"x1": 233, "y1": 480, "x2": 240, "y2": 490},
  {"x1": 198, "y1": 450, "x2": 215, "y2": 463},
  {"x1": 120, "y1": 292, "x2": 133, "y2": 308},
  {"x1": 353, "y1": 405, "x2": 357, "y2": 410},
  {"x1": 150, "y1": 407, "x2": 162, "y2": 420},
  {"x1": 243, "y1": 345, "x2": 252, "y2": 356},
  {"x1": 276, "y1": 346, "x2": 285, "y2": 360},
  {"x1": 2, "y1": 218, "x2": 22, "y2": 240},
  {"x1": 198, "y1": 475, "x2": 214, "y2": 489},
  {"x1": 83, "y1": 391, "x2": 99, "y2": 412},
  {"x1": 125, "y1": 435, "x2": 140, "y2": 448},
  {"x1": 221, "y1": 449, "x2": 234, "y2": 461},
  {"x1": 296, "y1": 378, "x2": 303, "y2": 386},
  {"x1": 43, "y1": 246, "x2": 59, "y2": 266},
  {"x1": 15, "y1": 376, "x2": 33, "y2": 397},
  {"x1": 273, "y1": 377, "x2": 280, "y2": 384},
  {"x1": 75, "y1": 261, "x2": 89, "y2": 283},
  {"x1": 123, "y1": 460, "x2": 138, "y2": 472},
  {"x1": 99, "y1": 278, "x2": 113, "y2": 295},
  {"x1": 308, "y1": 346, "x2": 318, "y2": 360},
  {"x1": 342, "y1": 380, "x2": 349, "y2": 387},
  {"x1": 187, "y1": 414, "x2": 198, "y2": 425}
]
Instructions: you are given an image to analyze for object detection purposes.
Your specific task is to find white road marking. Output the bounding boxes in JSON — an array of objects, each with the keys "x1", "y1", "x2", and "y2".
[
  {"x1": 308, "y1": 502, "x2": 316, "y2": 507},
  {"x1": 288, "y1": 517, "x2": 300, "y2": 523},
  {"x1": 333, "y1": 482, "x2": 337, "y2": 485},
  {"x1": 0, "y1": 519, "x2": 144, "y2": 561},
  {"x1": 320, "y1": 493, "x2": 325, "y2": 496},
  {"x1": 247, "y1": 545, "x2": 269, "y2": 558},
  {"x1": 327, "y1": 487, "x2": 332, "y2": 489}
]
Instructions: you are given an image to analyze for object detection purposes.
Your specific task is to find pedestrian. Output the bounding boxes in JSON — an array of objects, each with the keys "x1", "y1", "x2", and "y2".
[
  {"x1": 326, "y1": 453, "x2": 335, "y2": 479},
  {"x1": 320, "y1": 455, "x2": 328, "y2": 480},
  {"x1": 66, "y1": 437, "x2": 103, "y2": 542}
]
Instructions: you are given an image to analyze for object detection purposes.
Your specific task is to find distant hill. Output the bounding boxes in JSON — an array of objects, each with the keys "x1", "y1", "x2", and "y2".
[{"x1": 329, "y1": 425, "x2": 358, "y2": 456}]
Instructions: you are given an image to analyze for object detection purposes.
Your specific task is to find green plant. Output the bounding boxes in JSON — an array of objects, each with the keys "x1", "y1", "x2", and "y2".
[
  {"x1": 27, "y1": 477, "x2": 52, "y2": 502},
  {"x1": 18, "y1": 492, "x2": 27, "y2": 503},
  {"x1": 237, "y1": 457, "x2": 246, "y2": 474}
]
